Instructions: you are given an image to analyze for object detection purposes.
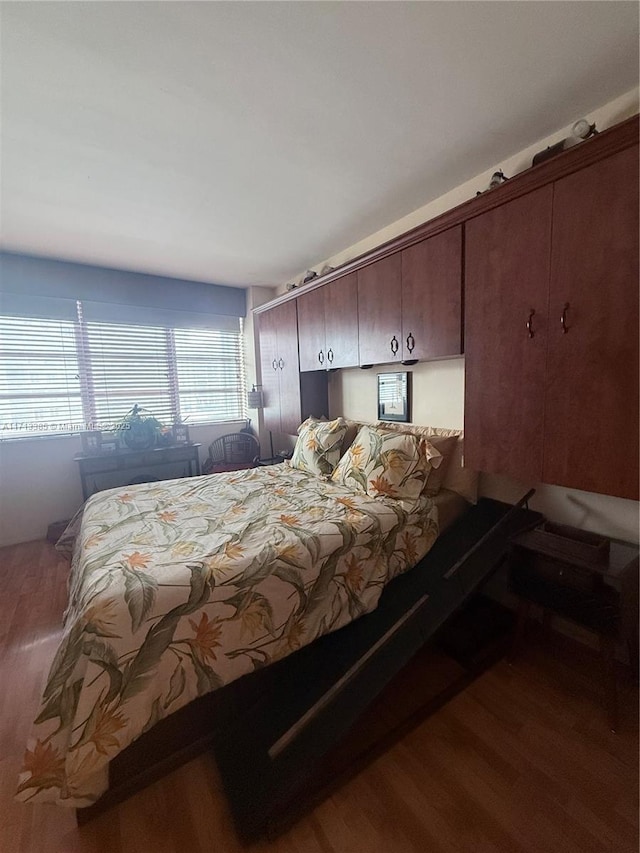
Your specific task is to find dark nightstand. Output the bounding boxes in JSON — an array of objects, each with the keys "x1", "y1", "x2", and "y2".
[{"x1": 508, "y1": 522, "x2": 639, "y2": 732}]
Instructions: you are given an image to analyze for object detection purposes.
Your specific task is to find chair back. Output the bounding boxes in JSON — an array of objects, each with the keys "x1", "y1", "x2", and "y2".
[{"x1": 204, "y1": 432, "x2": 260, "y2": 473}]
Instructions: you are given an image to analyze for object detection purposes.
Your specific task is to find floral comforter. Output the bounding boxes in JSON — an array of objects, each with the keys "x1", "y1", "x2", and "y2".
[{"x1": 18, "y1": 464, "x2": 438, "y2": 807}]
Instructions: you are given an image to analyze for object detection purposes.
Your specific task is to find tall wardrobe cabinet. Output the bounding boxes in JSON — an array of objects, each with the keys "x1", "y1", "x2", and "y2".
[
  {"x1": 258, "y1": 302, "x2": 328, "y2": 436},
  {"x1": 465, "y1": 145, "x2": 639, "y2": 500}
]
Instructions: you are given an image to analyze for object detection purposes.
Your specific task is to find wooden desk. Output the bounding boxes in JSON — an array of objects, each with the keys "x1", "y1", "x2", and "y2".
[
  {"x1": 75, "y1": 444, "x2": 201, "y2": 500},
  {"x1": 509, "y1": 524, "x2": 639, "y2": 731}
]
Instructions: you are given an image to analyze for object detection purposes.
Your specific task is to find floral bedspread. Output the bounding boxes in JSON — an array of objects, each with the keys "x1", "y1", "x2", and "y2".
[{"x1": 17, "y1": 464, "x2": 438, "y2": 807}]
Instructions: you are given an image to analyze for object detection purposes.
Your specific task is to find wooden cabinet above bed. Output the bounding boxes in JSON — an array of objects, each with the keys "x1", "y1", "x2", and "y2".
[
  {"x1": 258, "y1": 301, "x2": 328, "y2": 436},
  {"x1": 297, "y1": 273, "x2": 359, "y2": 371},
  {"x1": 356, "y1": 229, "x2": 463, "y2": 367}
]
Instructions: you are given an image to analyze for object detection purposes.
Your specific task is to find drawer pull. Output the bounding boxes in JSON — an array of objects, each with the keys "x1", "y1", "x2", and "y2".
[
  {"x1": 406, "y1": 332, "x2": 415, "y2": 353},
  {"x1": 390, "y1": 336, "x2": 399, "y2": 356},
  {"x1": 327, "y1": 348, "x2": 334, "y2": 363},
  {"x1": 561, "y1": 302, "x2": 570, "y2": 334},
  {"x1": 318, "y1": 350, "x2": 324, "y2": 365}
]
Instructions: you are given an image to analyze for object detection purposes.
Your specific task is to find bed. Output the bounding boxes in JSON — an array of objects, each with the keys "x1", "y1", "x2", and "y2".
[{"x1": 17, "y1": 419, "x2": 475, "y2": 813}]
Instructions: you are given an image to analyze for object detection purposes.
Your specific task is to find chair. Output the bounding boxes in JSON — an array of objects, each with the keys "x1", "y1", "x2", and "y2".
[{"x1": 202, "y1": 432, "x2": 260, "y2": 474}]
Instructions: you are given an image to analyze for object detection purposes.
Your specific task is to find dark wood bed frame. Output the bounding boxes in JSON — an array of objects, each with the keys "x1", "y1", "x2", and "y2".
[{"x1": 77, "y1": 494, "x2": 541, "y2": 834}]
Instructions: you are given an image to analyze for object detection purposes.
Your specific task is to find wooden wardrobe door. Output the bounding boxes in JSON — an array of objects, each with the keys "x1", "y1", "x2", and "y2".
[
  {"x1": 276, "y1": 300, "x2": 303, "y2": 436},
  {"x1": 297, "y1": 287, "x2": 326, "y2": 372},
  {"x1": 357, "y1": 254, "x2": 402, "y2": 365},
  {"x1": 325, "y1": 273, "x2": 359, "y2": 368},
  {"x1": 464, "y1": 186, "x2": 553, "y2": 480},
  {"x1": 258, "y1": 307, "x2": 282, "y2": 433},
  {"x1": 401, "y1": 226, "x2": 463, "y2": 360},
  {"x1": 544, "y1": 146, "x2": 639, "y2": 499}
]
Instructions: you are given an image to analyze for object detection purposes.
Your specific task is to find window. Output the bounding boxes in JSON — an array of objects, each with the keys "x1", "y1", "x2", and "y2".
[
  {"x1": 0, "y1": 316, "x2": 84, "y2": 438},
  {"x1": 174, "y1": 327, "x2": 246, "y2": 424},
  {"x1": 84, "y1": 319, "x2": 175, "y2": 426},
  {"x1": 0, "y1": 305, "x2": 246, "y2": 439}
]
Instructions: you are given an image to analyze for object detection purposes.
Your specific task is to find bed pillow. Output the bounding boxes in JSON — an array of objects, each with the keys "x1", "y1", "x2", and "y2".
[
  {"x1": 331, "y1": 424, "x2": 442, "y2": 501},
  {"x1": 290, "y1": 417, "x2": 348, "y2": 476},
  {"x1": 376, "y1": 424, "x2": 458, "y2": 496},
  {"x1": 340, "y1": 418, "x2": 363, "y2": 456},
  {"x1": 376, "y1": 421, "x2": 477, "y2": 503}
]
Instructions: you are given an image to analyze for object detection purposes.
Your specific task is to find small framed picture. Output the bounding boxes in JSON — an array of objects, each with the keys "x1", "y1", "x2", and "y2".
[
  {"x1": 81, "y1": 430, "x2": 102, "y2": 455},
  {"x1": 173, "y1": 424, "x2": 190, "y2": 445},
  {"x1": 377, "y1": 372, "x2": 411, "y2": 423}
]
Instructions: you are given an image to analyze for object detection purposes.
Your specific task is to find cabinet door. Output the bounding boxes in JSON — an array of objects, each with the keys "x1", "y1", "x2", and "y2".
[
  {"x1": 544, "y1": 146, "x2": 639, "y2": 499},
  {"x1": 276, "y1": 300, "x2": 304, "y2": 436},
  {"x1": 401, "y1": 227, "x2": 463, "y2": 360},
  {"x1": 297, "y1": 288, "x2": 326, "y2": 372},
  {"x1": 258, "y1": 307, "x2": 282, "y2": 433},
  {"x1": 464, "y1": 186, "x2": 553, "y2": 480},
  {"x1": 325, "y1": 272, "x2": 359, "y2": 368},
  {"x1": 357, "y1": 254, "x2": 402, "y2": 365}
]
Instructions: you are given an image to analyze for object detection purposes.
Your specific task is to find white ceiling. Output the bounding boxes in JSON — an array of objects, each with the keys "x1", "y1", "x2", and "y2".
[{"x1": 1, "y1": 2, "x2": 638, "y2": 288}]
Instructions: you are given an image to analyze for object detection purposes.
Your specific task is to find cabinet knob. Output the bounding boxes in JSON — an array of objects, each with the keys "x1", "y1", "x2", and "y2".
[
  {"x1": 272, "y1": 359, "x2": 278, "y2": 371},
  {"x1": 318, "y1": 350, "x2": 325, "y2": 365},
  {"x1": 390, "y1": 336, "x2": 399, "y2": 356},
  {"x1": 561, "y1": 302, "x2": 570, "y2": 334},
  {"x1": 278, "y1": 358, "x2": 285, "y2": 370},
  {"x1": 526, "y1": 309, "x2": 535, "y2": 338},
  {"x1": 406, "y1": 333, "x2": 415, "y2": 354},
  {"x1": 327, "y1": 348, "x2": 334, "y2": 364}
]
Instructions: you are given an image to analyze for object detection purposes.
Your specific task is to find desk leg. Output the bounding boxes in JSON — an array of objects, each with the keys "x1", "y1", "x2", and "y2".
[
  {"x1": 509, "y1": 599, "x2": 531, "y2": 663},
  {"x1": 599, "y1": 634, "x2": 618, "y2": 733}
]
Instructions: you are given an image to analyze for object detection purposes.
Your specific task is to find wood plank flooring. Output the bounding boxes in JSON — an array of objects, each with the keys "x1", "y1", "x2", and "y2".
[{"x1": 1, "y1": 540, "x2": 637, "y2": 853}]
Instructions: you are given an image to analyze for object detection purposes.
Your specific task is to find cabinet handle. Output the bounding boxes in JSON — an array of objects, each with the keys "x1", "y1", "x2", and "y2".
[
  {"x1": 327, "y1": 348, "x2": 334, "y2": 364},
  {"x1": 390, "y1": 336, "x2": 399, "y2": 356},
  {"x1": 526, "y1": 309, "x2": 535, "y2": 338},
  {"x1": 278, "y1": 358, "x2": 285, "y2": 370},
  {"x1": 272, "y1": 359, "x2": 278, "y2": 371},
  {"x1": 318, "y1": 350, "x2": 324, "y2": 365},
  {"x1": 406, "y1": 333, "x2": 415, "y2": 353},
  {"x1": 560, "y1": 302, "x2": 570, "y2": 334}
]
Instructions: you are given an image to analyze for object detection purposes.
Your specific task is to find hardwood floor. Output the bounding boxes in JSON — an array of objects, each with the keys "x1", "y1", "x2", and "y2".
[{"x1": 1, "y1": 540, "x2": 637, "y2": 853}]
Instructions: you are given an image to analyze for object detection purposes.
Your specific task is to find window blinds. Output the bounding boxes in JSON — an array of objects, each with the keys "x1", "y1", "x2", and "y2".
[
  {"x1": 0, "y1": 316, "x2": 84, "y2": 438},
  {"x1": 174, "y1": 327, "x2": 246, "y2": 424},
  {"x1": 84, "y1": 320, "x2": 176, "y2": 426},
  {"x1": 0, "y1": 308, "x2": 246, "y2": 439}
]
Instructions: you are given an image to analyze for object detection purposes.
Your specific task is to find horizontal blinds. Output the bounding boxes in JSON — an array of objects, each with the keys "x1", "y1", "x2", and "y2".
[
  {"x1": 0, "y1": 308, "x2": 246, "y2": 439},
  {"x1": 0, "y1": 316, "x2": 84, "y2": 438},
  {"x1": 84, "y1": 320, "x2": 176, "y2": 425},
  {"x1": 174, "y1": 325, "x2": 246, "y2": 423}
]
